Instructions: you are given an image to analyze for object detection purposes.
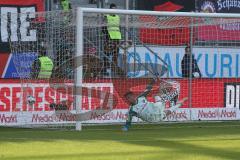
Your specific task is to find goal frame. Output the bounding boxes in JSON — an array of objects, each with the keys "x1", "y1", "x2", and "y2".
[{"x1": 76, "y1": 7, "x2": 240, "y2": 131}]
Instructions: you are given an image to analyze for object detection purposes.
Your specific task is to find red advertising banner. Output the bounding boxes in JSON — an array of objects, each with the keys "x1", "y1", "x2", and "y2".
[
  {"x1": 139, "y1": 27, "x2": 190, "y2": 46},
  {"x1": 196, "y1": 0, "x2": 240, "y2": 41},
  {"x1": 197, "y1": 24, "x2": 240, "y2": 41},
  {"x1": 0, "y1": 0, "x2": 44, "y2": 11},
  {"x1": 139, "y1": 1, "x2": 191, "y2": 45},
  {"x1": 0, "y1": 78, "x2": 240, "y2": 112}
]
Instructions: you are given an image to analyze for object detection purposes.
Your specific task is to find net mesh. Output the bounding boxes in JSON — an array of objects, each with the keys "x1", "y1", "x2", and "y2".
[
  {"x1": 7, "y1": 9, "x2": 240, "y2": 128},
  {"x1": 9, "y1": 10, "x2": 76, "y2": 129},
  {"x1": 81, "y1": 11, "x2": 240, "y2": 122}
]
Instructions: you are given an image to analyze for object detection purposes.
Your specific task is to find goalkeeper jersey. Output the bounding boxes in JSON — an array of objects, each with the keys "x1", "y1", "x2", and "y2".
[
  {"x1": 131, "y1": 97, "x2": 150, "y2": 114},
  {"x1": 131, "y1": 96, "x2": 166, "y2": 122}
]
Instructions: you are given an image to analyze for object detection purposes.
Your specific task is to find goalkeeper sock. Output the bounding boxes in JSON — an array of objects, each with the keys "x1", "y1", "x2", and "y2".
[
  {"x1": 125, "y1": 122, "x2": 131, "y2": 128},
  {"x1": 122, "y1": 125, "x2": 129, "y2": 131}
]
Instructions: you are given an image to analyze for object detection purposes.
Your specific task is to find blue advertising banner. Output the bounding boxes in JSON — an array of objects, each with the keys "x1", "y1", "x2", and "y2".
[{"x1": 1, "y1": 53, "x2": 37, "y2": 78}]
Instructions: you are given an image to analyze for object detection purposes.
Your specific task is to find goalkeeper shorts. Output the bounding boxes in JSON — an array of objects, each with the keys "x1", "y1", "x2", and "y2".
[{"x1": 139, "y1": 99, "x2": 166, "y2": 122}]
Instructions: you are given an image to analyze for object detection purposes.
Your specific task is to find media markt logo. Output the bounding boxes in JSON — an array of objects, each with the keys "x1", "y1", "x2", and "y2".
[{"x1": 200, "y1": 1, "x2": 216, "y2": 13}]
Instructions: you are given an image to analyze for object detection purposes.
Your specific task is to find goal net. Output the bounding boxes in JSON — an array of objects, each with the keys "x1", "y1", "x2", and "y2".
[
  {"x1": 76, "y1": 8, "x2": 240, "y2": 123},
  {"x1": 9, "y1": 10, "x2": 76, "y2": 129},
  {"x1": 7, "y1": 8, "x2": 240, "y2": 130}
]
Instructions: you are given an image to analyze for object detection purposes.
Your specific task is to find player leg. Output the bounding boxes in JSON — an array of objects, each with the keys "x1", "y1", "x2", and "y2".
[
  {"x1": 168, "y1": 97, "x2": 188, "y2": 112},
  {"x1": 170, "y1": 94, "x2": 179, "y2": 107},
  {"x1": 153, "y1": 96, "x2": 167, "y2": 121},
  {"x1": 137, "y1": 96, "x2": 166, "y2": 123},
  {"x1": 122, "y1": 107, "x2": 138, "y2": 131}
]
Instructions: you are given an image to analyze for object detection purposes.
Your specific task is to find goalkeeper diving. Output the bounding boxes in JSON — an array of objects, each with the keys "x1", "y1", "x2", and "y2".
[{"x1": 122, "y1": 79, "x2": 188, "y2": 131}]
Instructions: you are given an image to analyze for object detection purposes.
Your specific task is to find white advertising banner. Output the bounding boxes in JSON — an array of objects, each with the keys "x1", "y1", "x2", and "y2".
[
  {"x1": 1, "y1": 108, "x2": 240, "y2": 126},
  {"x1": 191, "y1": 108, "x2": 240, "y2": 121},
  {"x1": 0, "y1": 110, "x2": 129, "y2": 126},
  {"x1": 121, "y1": 47, "x2": 240, "y2": 78}
]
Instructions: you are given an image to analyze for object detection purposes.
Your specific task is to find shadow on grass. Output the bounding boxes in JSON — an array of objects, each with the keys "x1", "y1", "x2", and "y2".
[
  {"x1": 1, "y1": 139, "x2": 240, "y2": 160},
  {"x1": 0, "y1": 150, "x2": 170, "y2": 160}
]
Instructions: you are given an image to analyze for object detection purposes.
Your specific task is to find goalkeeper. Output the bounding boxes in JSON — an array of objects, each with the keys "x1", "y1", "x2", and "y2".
[{"x1": 122, "y1": 79, "x2": 188, "y2": 131}]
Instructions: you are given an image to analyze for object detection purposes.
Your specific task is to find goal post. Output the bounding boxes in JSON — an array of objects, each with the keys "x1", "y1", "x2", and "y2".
[
  {"x1": 7, "y1": 8, "x2": 240, "y2": 130},
  {"x1": 75, "y1": 8, "x2": 84, "y2": 131}
]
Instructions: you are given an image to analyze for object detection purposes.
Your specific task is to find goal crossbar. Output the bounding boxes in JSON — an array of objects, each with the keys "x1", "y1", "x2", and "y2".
[{"x1": 80, "y1": 7, "x2": 240, "y2": 18}]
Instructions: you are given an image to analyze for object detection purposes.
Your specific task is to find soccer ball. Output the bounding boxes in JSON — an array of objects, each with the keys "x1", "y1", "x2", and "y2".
[
  {"x1": 27, "y1": 96, "x2": 36, "y2": 105},
  {"x1": 193, "y1": 72, "x2": 200, "y2": 78}
]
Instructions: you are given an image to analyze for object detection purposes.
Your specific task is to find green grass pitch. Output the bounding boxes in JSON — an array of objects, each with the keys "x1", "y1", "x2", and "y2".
[{"x1": 0, "y1": 122, "x2": 240, "y2": 160}]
